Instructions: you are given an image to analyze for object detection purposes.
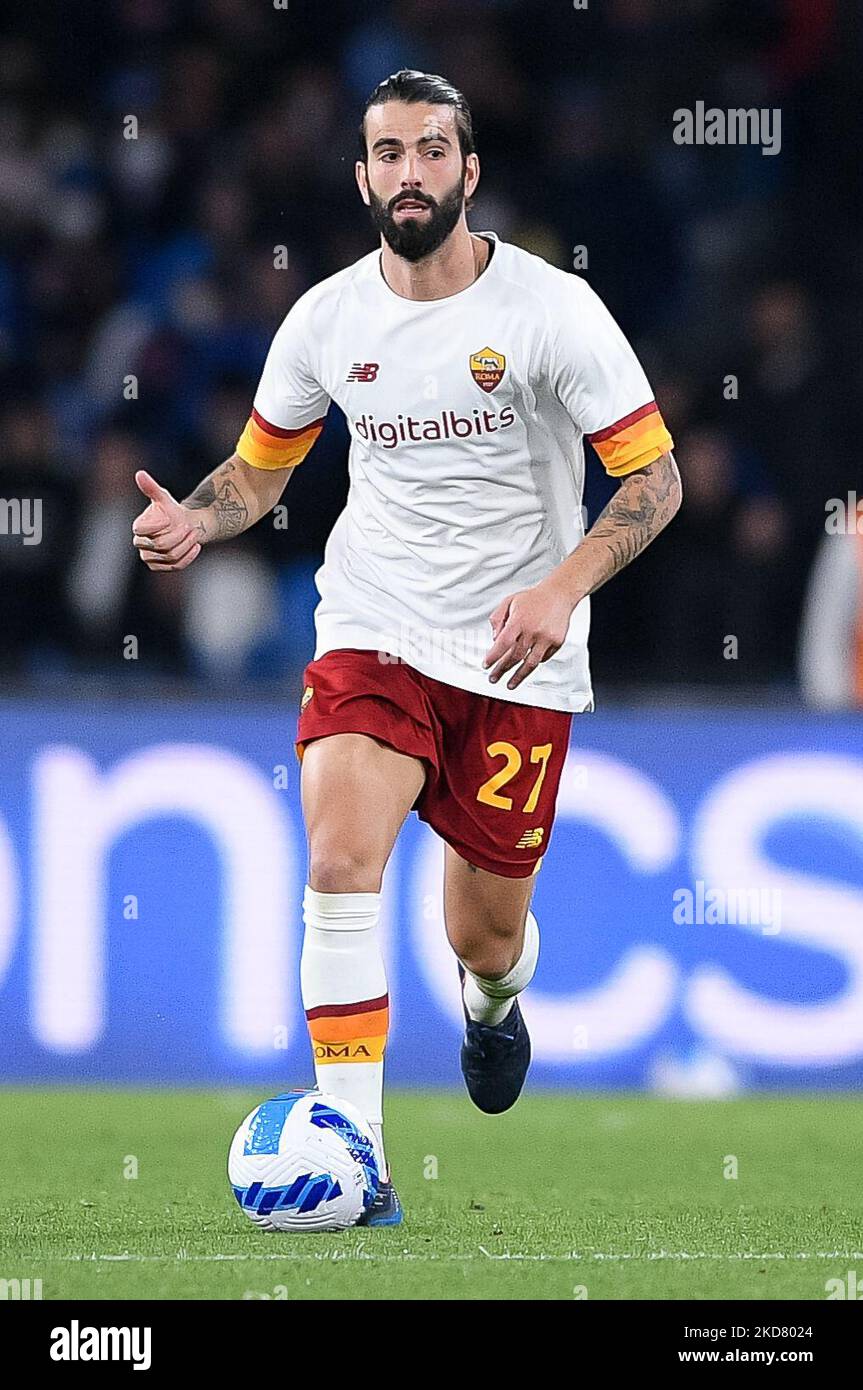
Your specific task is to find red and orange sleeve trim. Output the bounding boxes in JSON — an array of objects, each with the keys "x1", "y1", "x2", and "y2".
[
  {"x1": 587, "y1": 401, "x2": 674, "y2": 477},
  {"x1": 235, "y1": 407, "x2": 325, "y2": 471}
]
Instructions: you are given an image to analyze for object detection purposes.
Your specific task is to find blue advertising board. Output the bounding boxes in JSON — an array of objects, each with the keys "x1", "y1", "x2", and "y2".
[{"x1": 1, "y1": 700, "x2": 862, "y2": 1089}]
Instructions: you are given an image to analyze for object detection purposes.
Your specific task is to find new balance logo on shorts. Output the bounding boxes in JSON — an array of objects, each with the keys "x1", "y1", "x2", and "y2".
[
  {"x1": 346, "y1": 363, "x2": 379, "y2": 382},
  {"x1": 516, "y1": 828, "x2": 545, "y2": 849}
]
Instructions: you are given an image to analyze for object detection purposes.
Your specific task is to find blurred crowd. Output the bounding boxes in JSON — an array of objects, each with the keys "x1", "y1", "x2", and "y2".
[{"x1": 0, "y1": 0, "x2": 859, "y2": 699}]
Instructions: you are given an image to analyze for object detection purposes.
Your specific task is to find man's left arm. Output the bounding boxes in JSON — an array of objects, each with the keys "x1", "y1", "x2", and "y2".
[
  {"x1": 556, "y1": 448, "x2": 682, "y2": 599},
  {"x1": 484, "y1": 451, "x2": 682, "y2": 689}
]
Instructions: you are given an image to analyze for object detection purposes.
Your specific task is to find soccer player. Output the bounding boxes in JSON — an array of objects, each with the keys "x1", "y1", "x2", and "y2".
[{"x1": 133, "y1": 70, "x2": 681, "y2": 1226}]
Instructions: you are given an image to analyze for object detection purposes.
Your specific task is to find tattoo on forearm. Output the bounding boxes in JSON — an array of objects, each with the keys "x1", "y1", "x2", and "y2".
[
  {"x1": 183, "y1": 459, "x2": 250, "y2": 541},
  {"x1": 587, "y1": 454, "x2": 680, "y2": 583}
]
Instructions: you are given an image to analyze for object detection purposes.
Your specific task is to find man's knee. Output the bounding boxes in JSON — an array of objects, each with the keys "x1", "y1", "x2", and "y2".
[
  {"x1": 308, "y1": 841, "x2": 386, "y2": 894},
  {"x1": 450, "y1": 917, "x2": 525, "y2": 979}
]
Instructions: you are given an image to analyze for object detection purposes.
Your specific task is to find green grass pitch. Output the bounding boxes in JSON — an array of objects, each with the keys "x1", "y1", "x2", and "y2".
[{"x1": 1, "y1": 1089, "x2": 860, "y2": 1300}]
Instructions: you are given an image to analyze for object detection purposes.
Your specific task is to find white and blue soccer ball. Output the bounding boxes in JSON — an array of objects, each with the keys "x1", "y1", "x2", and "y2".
[{"x1": 228, "y1": 1090, "x2": 381, "y2": 1232}]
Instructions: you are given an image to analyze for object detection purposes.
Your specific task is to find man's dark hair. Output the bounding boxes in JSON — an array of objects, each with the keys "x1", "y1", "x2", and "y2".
[{"x1": 358, "y1": 69, "x2": 476, "y2": 164}]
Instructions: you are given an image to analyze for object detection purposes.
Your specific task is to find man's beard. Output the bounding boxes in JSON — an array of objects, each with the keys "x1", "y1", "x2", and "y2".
[{"x1": 367, "y1": 171, "x2": 466, "y2": 263}]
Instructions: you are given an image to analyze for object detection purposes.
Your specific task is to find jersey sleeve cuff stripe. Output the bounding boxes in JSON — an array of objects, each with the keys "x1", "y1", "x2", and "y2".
[
  {"x1": 599, "y1": 429, "x2": 675, "y2": 477},
  {"x1": 586, "y1": 400, "x2": 660, "y2": 444},
  {"x1": 236, "y1": 414, "x2": 324, "y2": 469},
  {"x1": 251, "y1": 407, "x2": 326, "y2": 439}
]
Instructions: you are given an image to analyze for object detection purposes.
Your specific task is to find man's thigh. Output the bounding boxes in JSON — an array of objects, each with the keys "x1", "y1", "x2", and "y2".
[{"x1": 301, "y1": 733, "x2": 426, "y2": 891}]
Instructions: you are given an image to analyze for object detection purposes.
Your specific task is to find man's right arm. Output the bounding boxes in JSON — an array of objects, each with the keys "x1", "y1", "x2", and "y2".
[
  {"x1": 134, "y1": 289, "x2": 328, "y2": 571},
  {"x1": 182, "y1": 452, "x2": 290, "y2": 545},
  {"x1": 132, "y1": 453, "x2": 292, "y2": 571}
]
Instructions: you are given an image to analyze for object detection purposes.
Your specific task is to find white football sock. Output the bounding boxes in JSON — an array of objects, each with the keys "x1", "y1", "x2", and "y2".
[
  {"x1": 460, "y1": 909, "x2": 540, "y2": 1026},
  {"x1": 301, "y1": 885, "x2": 390, "y2": 1180}
]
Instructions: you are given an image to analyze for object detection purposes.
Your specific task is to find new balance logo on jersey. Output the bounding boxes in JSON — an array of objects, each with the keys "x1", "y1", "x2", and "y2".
[
  {"x1": 516, "y1": 828, "x2": 545, "y2": 849},
  {"x1": 346, "y1": 363, "x2": 379, "y2": 382}
]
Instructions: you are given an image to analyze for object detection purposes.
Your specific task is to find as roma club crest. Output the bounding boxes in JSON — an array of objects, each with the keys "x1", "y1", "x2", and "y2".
[
  {"x1": 469, "y1": 346, "x2": 506, "y2": 394},
  {"x1": 300, "y1": 684, "x2": 314, "y2": 712}
]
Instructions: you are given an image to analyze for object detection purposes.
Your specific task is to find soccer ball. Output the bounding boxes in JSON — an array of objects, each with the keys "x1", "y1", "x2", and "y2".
[{"x1": 228, "y1": 1090, "x2": 381, "y2": 1232}]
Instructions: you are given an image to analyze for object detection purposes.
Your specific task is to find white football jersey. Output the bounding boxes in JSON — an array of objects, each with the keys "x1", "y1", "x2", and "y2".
[{"x1": 236, "y1": 232, "x2": 673, "y2": 713}]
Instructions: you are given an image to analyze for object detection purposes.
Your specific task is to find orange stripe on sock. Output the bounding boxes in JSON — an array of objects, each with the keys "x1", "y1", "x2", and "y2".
[{"x1": 308, "y1": 1007, "x2": 389, "y2": 1043}]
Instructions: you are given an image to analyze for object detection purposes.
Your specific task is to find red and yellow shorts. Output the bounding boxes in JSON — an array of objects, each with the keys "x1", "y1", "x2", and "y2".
[{"x1": 295, "y1": 647, "x2": 574, "y2": 879}]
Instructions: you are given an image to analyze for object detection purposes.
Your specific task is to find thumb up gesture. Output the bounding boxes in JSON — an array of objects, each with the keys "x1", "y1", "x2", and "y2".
[{"x1": 132, "y1": 470, "x2": 202, "y2": 571}]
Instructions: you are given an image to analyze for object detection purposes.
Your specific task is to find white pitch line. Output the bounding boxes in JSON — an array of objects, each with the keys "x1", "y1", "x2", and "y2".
[{"x1": 22, "y1": 1250, "x2": 863, "y2": 1265}]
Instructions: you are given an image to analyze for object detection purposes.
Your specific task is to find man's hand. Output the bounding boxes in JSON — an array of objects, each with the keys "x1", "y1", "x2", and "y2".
[
  {"x1": 132, "y1": 470, "x2": 202, "y2": 571},
  {"x1": 483, "y1": 576, "x2": 574, "y2": 690},
  {"x1": 483, "y1": 453, "x2": 682, "y2": 689}
]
